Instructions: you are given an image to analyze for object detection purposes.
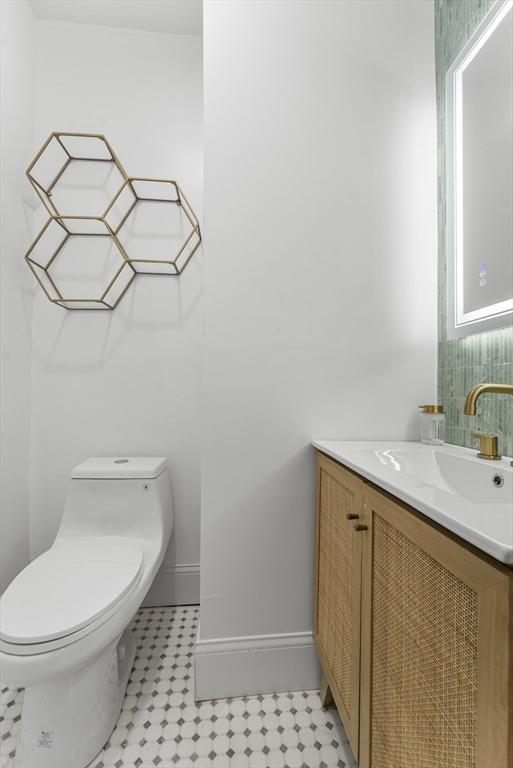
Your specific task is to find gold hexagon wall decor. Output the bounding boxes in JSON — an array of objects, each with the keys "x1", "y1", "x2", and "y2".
[
  {"x1": 24, "y1": 216, "x2": 135, "y2": 310},
  {"x1": 26, "y1": 132, "x2": 128, "y2": 228},
  {"x1": 24, "y1": 133, "x2": 202, "y2": 309},
  {"x1": 104, "y1": 177, "x2": 202, "y2": 275}
]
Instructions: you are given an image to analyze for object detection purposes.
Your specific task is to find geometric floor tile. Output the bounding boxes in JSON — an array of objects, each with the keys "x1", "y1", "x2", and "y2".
[{"x1": 1, "y1": 606, "x2": 356, "y2": 768}]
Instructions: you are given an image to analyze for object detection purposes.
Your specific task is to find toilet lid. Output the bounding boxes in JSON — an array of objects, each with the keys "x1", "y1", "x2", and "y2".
[{"x1": 0, "y1": 538, "x2": 143, "y2": 645}]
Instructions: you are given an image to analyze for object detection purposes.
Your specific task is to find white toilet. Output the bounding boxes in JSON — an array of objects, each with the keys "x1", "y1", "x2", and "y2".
[{"x1": 0, "y1": 456, "x2": 173, "y2": 768}]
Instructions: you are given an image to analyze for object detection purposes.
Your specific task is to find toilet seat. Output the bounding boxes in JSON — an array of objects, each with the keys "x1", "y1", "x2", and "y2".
[{"x1": 0, "y1": 538, "x2": 143, "y2": 652}]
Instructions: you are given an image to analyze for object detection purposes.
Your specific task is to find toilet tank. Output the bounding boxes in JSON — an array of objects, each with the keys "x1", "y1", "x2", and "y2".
[{"x1": 56, "y1": 457, "x2": 173, "y2": 553}]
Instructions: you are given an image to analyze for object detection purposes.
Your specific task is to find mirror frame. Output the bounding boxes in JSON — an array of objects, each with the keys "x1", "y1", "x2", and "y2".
[{"x1": 446, "y1": 0, "x2": 513, "y2": 339}]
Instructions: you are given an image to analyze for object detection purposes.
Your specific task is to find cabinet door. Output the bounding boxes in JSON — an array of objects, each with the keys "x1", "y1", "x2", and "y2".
[
  {"x1": 314, "y1": 453, "x2": 363, "y2": 758},
  {"x1": 360, "y1": 485, "x2": 513, "y2": 768}
]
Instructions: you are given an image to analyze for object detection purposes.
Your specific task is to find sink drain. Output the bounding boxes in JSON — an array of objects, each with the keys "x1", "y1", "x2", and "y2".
[{"x1": 493, "y1": 473, "x2": 504, "y2": 488}]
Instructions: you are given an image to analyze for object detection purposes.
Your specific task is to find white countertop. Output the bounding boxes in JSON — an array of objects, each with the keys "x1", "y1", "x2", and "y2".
[{"x1": 312, "y1": 440, "x2": 513, "y2": 565}]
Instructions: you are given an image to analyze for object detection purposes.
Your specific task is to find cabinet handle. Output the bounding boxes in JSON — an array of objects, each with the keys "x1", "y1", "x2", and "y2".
[
  {"x1": 354, "y1": 524, "x2": 368, "y2": 532},
  {"x1": 346, "y1": 513, "x2": 359, "y2": 520}
]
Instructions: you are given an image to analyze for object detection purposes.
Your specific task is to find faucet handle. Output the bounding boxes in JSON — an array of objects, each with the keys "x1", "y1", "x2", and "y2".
[{"x1": 472, "y1": 432, "x2": 502, "y2": 461}]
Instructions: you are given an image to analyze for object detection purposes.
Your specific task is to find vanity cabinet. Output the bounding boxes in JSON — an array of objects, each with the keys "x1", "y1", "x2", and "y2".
[{"x1": 314, "y1": 451, "x2": 513, "y2": 768}]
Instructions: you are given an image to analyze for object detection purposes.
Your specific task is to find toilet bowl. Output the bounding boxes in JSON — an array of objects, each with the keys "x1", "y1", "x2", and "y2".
[{"x1": 0, "y1": 456, "x2": 173, "y2": 768}]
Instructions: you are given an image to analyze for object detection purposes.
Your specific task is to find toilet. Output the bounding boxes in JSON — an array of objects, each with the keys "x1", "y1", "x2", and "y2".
[{"x1": 0, "y1": 456, "x2": 173, "y2": 768}]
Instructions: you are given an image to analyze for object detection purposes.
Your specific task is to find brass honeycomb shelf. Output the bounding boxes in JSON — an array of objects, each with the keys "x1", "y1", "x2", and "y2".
[
  {"x1": 24, "y1": 216, "x2": 135, "y2": 310},
  {"x1": 26, "y1": 132, "x2": 127, "y2": 223},
  {"x1": 24, "y1": 132, "x2": 202, "y2": 310},
  {"x1": 104, "y1": 177, "x2": 201, "y2": 275}
]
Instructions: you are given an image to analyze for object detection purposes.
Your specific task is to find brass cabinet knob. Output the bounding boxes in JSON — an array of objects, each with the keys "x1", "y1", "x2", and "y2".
[
  {"x1": 354, "y1": 524, "x2": 368, "y2": 532},
  {"x1": 472, "y1": 432, "x2": 502, "y2": 460},
  {"x1": 346, "y1": 513, "x2": 359, "y2": 520}
]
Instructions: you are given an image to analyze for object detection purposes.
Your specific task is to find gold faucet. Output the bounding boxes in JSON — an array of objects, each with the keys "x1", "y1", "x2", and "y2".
[
  {"x1": 464, "y1": 383, "x2": 513, "y2": 415},
  {"x1": 464, "y1": 383, "x2": 513, "y2": 462}
]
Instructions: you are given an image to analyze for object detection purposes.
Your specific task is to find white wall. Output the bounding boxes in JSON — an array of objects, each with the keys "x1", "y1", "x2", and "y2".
[
  {"x1": 27, "y1": 20, "x2": 203, "y2": 602},
  {"x1": 0, "y1": 0, "x2": 35, "y2": 593},
  {"x1": 197, "y1": 0, "x2": 438, "y2": 698}
]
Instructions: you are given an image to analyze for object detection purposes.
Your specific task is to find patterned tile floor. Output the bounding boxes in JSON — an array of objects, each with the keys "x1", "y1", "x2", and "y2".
[{"x1": 1, "y1": 606, "x2": 356, "y2": 768}]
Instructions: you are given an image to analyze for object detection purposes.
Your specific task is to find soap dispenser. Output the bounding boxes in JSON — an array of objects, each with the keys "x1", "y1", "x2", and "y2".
[{"x1": 418, "y1": 405, "x2": 445, "y2": 445}]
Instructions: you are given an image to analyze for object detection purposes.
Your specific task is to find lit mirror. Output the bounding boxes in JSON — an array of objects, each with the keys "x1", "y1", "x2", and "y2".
[{"x1": 446, "y1": 0, "x2": 513, "y2": 338}]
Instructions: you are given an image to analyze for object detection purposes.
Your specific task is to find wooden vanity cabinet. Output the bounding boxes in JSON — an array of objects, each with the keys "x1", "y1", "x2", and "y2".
[{"x1": 314, "y1": 451, "x2": 513, "y2": 768}]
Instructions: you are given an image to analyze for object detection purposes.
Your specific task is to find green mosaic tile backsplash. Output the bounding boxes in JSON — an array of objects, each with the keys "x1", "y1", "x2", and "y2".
[{"x1": 435, "y1": 0, "x2": 513, "y2": 457}]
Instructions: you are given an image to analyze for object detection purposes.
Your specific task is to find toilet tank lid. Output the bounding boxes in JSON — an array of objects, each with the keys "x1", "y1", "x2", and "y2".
[{"x1": 71, "y1": 457, "x2": 168, "y2": 479}]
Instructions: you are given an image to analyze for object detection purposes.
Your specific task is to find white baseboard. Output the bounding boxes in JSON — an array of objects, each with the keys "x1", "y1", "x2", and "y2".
[
  {"x1": 142, "y1": 563, "x2": 200, "y2": 607},
  {"x1": 194, "y1": 627, "x2": 320, "y2": 700}
]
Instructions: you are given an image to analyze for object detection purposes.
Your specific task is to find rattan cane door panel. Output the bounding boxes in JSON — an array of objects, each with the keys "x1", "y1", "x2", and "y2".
[
  {"x1": 371, "y1": 514, "x2": 478, "y2": 768},
  {"x1": 314, "y1": 454, "x2": 363, "y2": 758},
  {"x1": 360, "y1": 486, "x2": 513, "y2": 768}
]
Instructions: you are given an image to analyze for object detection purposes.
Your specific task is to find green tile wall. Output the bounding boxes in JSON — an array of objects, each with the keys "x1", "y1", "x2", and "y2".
[{"x1": 435, "y1": 0, "x2": 513, "y2": 457}]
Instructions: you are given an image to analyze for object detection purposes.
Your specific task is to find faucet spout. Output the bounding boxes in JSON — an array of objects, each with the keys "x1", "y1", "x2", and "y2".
[{"x1": 464, "y1": 383, "x2": 513, "y2": 415}]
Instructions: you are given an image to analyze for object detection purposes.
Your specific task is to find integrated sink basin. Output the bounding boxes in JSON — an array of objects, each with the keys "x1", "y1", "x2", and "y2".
[{"x1": 312, "y1": 441, "x2": 513, "y2": 564}]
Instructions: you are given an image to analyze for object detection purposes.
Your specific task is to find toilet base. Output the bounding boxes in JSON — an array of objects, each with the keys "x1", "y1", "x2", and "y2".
[{"x1": 13, "y1": 629, "x2": 136, "y2": 768}]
